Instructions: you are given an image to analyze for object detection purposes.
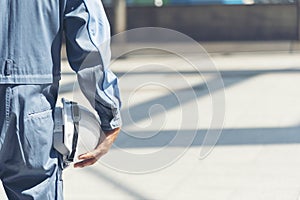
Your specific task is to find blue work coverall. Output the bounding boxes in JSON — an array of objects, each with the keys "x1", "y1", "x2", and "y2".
[{"x1": 0, "y1": 0, "x2": 121, "y2": 199}]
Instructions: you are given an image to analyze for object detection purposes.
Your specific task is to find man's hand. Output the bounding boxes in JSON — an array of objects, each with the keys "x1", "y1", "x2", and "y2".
[{"x1": 74, "y1": 127, "x2": 121, "y2": 168}]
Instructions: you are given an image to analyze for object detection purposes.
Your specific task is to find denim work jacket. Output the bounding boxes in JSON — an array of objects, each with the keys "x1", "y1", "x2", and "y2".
[{"x1": 0, "y1": 0, "x2": 121, "y2": 131}]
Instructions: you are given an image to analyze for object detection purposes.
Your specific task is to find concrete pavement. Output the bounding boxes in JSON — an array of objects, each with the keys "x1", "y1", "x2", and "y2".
[
  {"x1": 1, "y1": 43, "x2": 300, "y2": 199},
  {"x1": 63, "y1": 48, "x2": 300, "y2": 199}
]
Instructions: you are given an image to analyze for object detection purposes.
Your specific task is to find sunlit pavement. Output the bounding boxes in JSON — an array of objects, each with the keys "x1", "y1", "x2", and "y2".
[{"x1": 2, "y1": 43, "x2": 300, "y2": 199}]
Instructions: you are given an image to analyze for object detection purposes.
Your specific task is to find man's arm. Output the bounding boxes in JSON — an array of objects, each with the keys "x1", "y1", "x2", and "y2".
[{"x1": 63, "y1": 0, "x2": 122, "y2": 167}]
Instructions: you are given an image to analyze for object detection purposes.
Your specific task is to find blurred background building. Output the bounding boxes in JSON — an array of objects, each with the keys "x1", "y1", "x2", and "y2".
[
  {"x1": 104, "y1": 0, "x2": 295, "y2": 7},
  {"x1": 105, "y1": 0, "x2": 299, "y2": 41}
]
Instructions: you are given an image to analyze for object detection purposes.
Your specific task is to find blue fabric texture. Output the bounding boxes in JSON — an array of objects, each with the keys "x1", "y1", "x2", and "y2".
[
  {"x1": 0, "y1": 0, "x2": 121, "y2": 199},
  {"x1": 0, "y1": 0, "x2": 121, "y2": 131},
  {"x1": 0, "y1": 84, "x2": 63, "y2": 200}
]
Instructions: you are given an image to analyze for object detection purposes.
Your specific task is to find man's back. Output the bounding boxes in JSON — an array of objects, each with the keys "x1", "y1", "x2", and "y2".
[{"x1": 0, "y1": 0, "x2": 64, "y2": 84}]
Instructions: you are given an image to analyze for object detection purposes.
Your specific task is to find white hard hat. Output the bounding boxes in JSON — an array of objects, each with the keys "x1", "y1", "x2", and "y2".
[{"x1": 53, "y1": 98, "x2": 105, "y2": 168}]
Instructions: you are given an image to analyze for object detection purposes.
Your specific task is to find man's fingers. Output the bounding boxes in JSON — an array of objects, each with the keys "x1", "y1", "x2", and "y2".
[
  {"x1": 74, "y1": 150, "x2": 107, "y2": 168},
  {"x1": 74, "y1": 158, "x2": 97, "y2": 168}
]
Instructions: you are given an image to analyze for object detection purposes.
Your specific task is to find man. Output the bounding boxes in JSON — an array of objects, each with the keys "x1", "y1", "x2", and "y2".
[{"x1": 0, "y1": 0, "x2": 121, "y2": 199}]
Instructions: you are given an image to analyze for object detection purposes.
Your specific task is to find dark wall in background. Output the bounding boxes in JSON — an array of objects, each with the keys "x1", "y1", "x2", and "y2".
[{"x1": 106, "y1": 4, "x2": 298, "y2": 41}]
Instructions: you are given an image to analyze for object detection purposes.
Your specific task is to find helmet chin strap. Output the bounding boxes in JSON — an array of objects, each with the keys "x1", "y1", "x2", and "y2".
[{"x1": 66, "y1": 101, "x2": 80, "y2": 163}]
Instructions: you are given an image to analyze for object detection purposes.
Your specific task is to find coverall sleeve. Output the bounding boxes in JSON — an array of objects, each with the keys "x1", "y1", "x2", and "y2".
[{"x1": 63, "y1": 0, "x2": 121, "y2": 131}]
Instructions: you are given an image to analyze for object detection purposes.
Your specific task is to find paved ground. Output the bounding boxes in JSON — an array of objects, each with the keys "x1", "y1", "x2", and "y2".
[{"x1": 2, "y1": 42, "x2": 300, "y2": 199}]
